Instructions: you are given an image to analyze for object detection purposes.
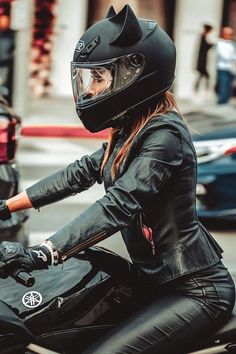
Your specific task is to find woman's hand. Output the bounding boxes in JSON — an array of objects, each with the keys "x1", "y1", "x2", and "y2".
[{"x1": 0, "y1": 241, "x2": 52, "y2": 279}]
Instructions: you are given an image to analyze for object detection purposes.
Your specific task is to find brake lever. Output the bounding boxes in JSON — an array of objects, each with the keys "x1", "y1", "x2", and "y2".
[{"x1": 10, "y1": 268, "x2": 35, "y2": 287}]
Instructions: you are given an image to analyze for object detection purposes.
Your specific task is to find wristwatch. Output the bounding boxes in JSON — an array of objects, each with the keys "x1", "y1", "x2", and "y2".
[{"x1": 0, "y1": 201, "x2": 12, "y2": 221}]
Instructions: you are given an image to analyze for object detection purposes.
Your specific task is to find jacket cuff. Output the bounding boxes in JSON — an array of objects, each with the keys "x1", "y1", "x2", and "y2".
[{"x1": 0, "y1": 201, "x2": 12, "y2": 221}]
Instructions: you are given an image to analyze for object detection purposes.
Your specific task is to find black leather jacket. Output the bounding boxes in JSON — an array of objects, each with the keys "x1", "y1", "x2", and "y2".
[{"x1": 26, "y1": 111, "x2": 223, "y2": 284}]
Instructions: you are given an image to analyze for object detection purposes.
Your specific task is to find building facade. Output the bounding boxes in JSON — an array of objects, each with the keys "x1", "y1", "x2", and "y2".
[{"x1": 1, "y1": 0, "x2": 235, "y2": 114}]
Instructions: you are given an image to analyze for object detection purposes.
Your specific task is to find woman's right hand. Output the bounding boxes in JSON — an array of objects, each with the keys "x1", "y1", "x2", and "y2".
[{"x1": 0, "y1": 200, "x2": 12, "y2": 221}]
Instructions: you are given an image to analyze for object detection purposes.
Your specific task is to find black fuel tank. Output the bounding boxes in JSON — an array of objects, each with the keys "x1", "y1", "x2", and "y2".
[{"x1": 0, "y1": 247, "x2": 136, "y2": 335}]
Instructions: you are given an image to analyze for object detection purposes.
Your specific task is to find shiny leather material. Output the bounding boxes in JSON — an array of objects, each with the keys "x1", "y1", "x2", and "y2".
[
  {"x1": 83, "y1": 262, "x2": 235, "y2": 354},
  {"x1": 27, "y1": 145, "x2": 106, "y2": 208},
  {"x1": 26, "y1": 111, "x2": 223, "y2": 284}
]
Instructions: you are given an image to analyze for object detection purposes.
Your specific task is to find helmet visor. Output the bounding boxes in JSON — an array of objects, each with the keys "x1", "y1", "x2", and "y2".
[{"x1": 71, "y1": 54, "x2": 145, "y2": 104}]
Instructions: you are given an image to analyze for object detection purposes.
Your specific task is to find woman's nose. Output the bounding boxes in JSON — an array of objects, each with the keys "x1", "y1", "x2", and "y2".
[{"x1": 86, "y1": 83, "x2": 98, "y2": 96}]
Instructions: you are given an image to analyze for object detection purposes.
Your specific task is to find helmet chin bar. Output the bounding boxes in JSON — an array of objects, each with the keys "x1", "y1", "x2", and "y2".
[
  {"x1": 111, "y1": 110, "x2": 127, "y2": 123},
  {"x1": 77, "y1": 106, "x2": 127, "y2": 132},
  {"x1": 76, "y1": 70, "x2": 174, "y2": 133}
]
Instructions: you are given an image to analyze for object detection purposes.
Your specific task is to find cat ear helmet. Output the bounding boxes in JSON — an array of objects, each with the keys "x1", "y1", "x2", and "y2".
[{"x1": 71, "y1": 5, "x2": 176, "y2": 132}]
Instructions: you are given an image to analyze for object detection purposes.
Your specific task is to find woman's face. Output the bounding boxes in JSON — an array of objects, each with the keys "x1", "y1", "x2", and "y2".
[
  {"x1": 85, "y1": 68, "x2": 113, "y2": 98},
  {"x1": 71, "y1": 54, "x2": 144, "y2": 105}
]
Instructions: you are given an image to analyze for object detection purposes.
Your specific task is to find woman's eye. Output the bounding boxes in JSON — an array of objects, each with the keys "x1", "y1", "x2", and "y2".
[{"x1": 92, "y1": 76, "x2": 104, "y2": 83}]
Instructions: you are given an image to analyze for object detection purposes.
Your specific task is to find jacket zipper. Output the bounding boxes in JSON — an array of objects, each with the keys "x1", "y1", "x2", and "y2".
[
  {"x1": 139, "y1": 214, "x2": 156, "y2": 255},
  {"x1": 61, "y1": 231, "x2": 107, "y2": 262}
]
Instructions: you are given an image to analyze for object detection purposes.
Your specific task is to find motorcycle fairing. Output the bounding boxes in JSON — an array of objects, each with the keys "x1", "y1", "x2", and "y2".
[{"x1": 0, "y1": 299, "x2": 33, "y2": 352}]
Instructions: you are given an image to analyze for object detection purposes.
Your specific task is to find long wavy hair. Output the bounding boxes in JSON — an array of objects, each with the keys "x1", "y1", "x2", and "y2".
[{"x1": 101, "y1": 91, "x2": 181, "y2": 179}]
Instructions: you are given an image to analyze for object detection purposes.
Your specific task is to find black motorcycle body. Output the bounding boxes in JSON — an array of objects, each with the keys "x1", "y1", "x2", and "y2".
[{"x1": 0, "y1": 246, "x2": 236, "y2": 354}]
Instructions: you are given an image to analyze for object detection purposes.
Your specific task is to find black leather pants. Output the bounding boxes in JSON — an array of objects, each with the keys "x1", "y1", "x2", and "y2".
[{"x1": 83, "y1": 261, "x2": 235, "y2": 354}]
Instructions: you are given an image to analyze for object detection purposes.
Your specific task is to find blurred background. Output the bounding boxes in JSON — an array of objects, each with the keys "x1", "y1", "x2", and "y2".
[
  {"x1": 0, "y1": 0, "x2": 236, "y2": 275},
  {"x1": 0, "y1": 0, "x2": 235, "y2": 116}
]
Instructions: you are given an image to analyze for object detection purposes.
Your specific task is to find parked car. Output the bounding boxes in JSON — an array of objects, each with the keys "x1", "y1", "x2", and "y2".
[
  {"x1": 186, "y1": 111, "x2": 236, "y2": 222},
  {"x1": 0, "y1": 95, "x2": 29, "y2": 245}
]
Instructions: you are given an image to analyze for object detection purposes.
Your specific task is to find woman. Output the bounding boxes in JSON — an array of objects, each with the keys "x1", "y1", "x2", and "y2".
[{"x1": 0, "y1": 5, "x2": 235, "y2": 354}]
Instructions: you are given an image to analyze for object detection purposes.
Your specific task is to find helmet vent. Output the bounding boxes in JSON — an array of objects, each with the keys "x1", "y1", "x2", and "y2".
[
  {"x1": 78, "y1": 36, "x2": 100, "y2": 60},
  {"x1": 109, "y1": 5, "x2": 142, "y2": 46}
]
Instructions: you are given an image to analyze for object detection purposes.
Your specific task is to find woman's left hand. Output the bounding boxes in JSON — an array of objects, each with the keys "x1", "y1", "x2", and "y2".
[{"x1": 0, "y1": 241, "x2": 51, "y2": 279}]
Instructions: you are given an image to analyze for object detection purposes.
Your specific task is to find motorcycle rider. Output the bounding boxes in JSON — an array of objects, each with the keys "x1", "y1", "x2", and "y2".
[{"x1": 0, "y1": 5, "x2": 235, "y2": 354}]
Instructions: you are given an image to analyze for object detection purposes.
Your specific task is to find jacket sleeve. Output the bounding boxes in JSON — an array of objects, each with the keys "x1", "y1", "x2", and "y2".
[
  {"x1": 48, "y1": 127, "x2": 183, "y2": 260},
  {"x1": 26, "y1": 144, "x2": 107, "y2": 208}
]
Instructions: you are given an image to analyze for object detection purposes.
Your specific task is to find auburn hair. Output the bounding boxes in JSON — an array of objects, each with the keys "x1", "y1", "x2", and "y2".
[{"x1": 101, "y1": 91, "x2": 181, "y2": 179}]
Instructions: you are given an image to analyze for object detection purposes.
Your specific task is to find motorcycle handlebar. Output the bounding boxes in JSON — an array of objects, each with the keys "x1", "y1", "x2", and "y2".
[{"x1": 10, "y1": 268, "x2": 35, "y2": 287}]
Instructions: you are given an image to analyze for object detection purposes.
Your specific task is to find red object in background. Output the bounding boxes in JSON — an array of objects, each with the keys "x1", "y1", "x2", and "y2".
[
  {"x1": 33, "y1": 0, "x2": 57, "y2": 43},
  {"x1": 29, "y1": 0, "x2": 58, "y2": 98},
  {"x1": 0, "y1": 0, "x2": 12, "y2": 17},
  {"x1": 21, "y1": 125, "x2": 109, "y2": 139},
  {"x1": 0, "y1": 117, "x2": 19, "y2": 163}
]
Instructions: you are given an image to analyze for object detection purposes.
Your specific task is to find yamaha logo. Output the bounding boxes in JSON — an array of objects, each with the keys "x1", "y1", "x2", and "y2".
[
  {"x1": 76, "y1": 40, "x2": 85, "y2": 52},
  {"x1": 22, "y1": 291, "x2": 42, "y2": 308}
]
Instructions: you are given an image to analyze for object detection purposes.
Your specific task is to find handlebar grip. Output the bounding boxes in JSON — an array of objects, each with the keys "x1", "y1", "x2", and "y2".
[{"x1": 10, "y1": 269, "x2": 35, "y2": 287}]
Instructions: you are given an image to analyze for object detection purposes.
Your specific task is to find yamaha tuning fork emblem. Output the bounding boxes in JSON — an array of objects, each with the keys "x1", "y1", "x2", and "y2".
[{"x1": 22, "y1": 291, "x2": 42, "y2": 308}]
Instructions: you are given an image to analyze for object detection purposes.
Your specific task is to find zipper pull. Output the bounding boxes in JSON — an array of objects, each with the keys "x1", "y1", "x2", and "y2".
[
  {"x1": 61, "y1": 255, "x2": 67, "y2": 270},
  {"x1": 150, "y1": 239, "x2": 156, "y2": 256},
  {"x1": 147, "y1": 227, "x2": 156, "y2": 255}
]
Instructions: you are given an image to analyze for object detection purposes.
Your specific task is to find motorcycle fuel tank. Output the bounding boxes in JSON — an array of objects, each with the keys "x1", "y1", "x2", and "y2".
[{"x1": 0, "y1": 247, "x2": 136, "y2": 336}]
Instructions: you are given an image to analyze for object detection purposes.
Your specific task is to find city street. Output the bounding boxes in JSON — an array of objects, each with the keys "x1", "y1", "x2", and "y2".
[{"x1": 18, "y1": 133, "x2": 236, "y2": 275}]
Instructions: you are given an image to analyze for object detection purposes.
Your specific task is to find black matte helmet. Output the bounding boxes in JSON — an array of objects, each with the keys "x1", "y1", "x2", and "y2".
[{"x1": 71, "y1": 5, "x2": 176, "y2": 132}]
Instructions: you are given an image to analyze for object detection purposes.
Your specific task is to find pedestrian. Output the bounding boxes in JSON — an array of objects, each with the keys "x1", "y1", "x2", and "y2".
[
  {"x1": 0, "y1": 5, "x2": 235, "y2": 354},
  {"x1": 215, "y1": 26, "x2": 236, "y2": 104},
  {"x1": 194, "y1": 24, "x2": 214, "y2": 98}
]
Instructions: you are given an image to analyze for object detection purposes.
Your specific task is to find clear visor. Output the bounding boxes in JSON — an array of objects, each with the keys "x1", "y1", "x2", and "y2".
[{"x1": 71, "y1": 54, "x2": 145, "y2": 104}]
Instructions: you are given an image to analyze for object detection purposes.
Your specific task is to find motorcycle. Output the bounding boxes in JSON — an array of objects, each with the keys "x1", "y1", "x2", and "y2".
[{"x1": 0, "y1": 246, "x2": 236, "y2": 354}]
